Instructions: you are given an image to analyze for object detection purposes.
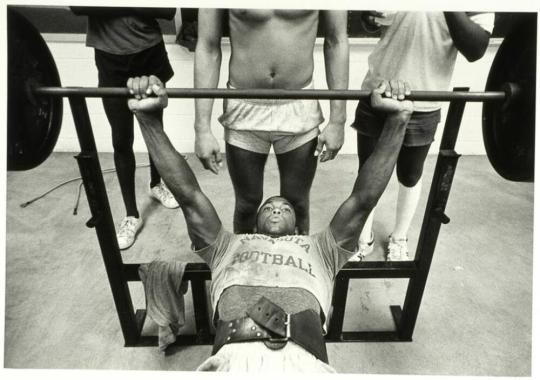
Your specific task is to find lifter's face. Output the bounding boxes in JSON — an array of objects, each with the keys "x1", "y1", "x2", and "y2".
[{"x1": 255, "y1": 197, "x2": 297, "y2": 237}]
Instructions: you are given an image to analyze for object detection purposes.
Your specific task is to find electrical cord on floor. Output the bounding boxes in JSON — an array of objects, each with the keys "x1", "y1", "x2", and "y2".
[
  {"x1": 73, "y1": 180, "x2": 85, "y2": 215},
  {"x1": 19, "y1": 163, "x2": 151, "y2": 212},
  {"x1": 70, "y1": 166, "x2": 127, "y2": 215}
]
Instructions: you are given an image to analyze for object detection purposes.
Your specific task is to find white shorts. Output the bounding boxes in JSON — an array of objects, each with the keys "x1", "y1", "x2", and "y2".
[
  {"x1": 219, "y1": 81, "x2": 324, "y2": 154},
  {"x1": 224, "y1": 127, "x2": 319, "y2": 154},
  {"x1": 196, "y1": 341, "x2": 336, "y2": 372}
]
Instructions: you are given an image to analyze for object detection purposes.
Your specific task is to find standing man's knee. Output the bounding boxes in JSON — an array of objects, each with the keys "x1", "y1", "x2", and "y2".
[
  {"x1": 396, "y1": 144, "x2": 431, "y2": 187},
  {"x1": 112, "y1": 138, "x2": 131, "y2": 153},
  {"x1": 397, "y1": 169, "x2": 422, "y2": 187},
  {"x1": 396, "y1": 160, "x2": 424, "y2": 187},
  {"x1": 112, "y1": 132, "x2": 135, "y2": 155}
]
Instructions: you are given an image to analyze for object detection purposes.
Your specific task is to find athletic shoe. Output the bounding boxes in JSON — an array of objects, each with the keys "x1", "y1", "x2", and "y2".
[
  {"x1": 117, "y1": 216, "x2": 143, "y2": 250},
  {"x1": 150, "y1": 182, "x2": 179, "y2": 209},
  {"x1": 386, "y1": 235, "x2": 409, "y2": 261},
  {"x1": 349, "y1": 231, "x2": 375, "y2": 262}
]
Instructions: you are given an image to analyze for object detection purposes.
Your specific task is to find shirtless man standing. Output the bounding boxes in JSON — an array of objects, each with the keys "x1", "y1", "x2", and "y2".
[{"x1": 194, "y1": 9, "x2": 349, "y2": 235}]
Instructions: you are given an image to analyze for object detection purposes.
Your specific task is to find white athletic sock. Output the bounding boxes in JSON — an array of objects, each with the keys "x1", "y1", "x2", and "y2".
[{"x1": 392, "y1": 178, "x2": 423, "y2": 240}]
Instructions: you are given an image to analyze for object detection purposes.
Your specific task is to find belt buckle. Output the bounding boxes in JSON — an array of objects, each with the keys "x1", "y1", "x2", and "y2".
[{"x1": 267, "y1": 313, "x2": 290, "y2": 343}]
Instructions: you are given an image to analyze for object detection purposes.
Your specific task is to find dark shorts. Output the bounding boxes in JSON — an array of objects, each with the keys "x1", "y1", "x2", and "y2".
[
  {"x1": 94, "y1": 40, "x2": 174, "y2": 87},
  {"x1": 351, "y1": 99, "x2": 441, "y2": 147}
]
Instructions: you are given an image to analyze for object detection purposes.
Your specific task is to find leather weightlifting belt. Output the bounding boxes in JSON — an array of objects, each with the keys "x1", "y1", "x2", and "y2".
[{"x1": 212, "y1": 297, "x2": 328, "y2": 363}]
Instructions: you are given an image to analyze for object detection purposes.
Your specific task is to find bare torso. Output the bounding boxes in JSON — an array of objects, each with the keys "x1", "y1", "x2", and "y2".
[{"x1": 228, "y1": 9, "x2": 319, "y2": 89}]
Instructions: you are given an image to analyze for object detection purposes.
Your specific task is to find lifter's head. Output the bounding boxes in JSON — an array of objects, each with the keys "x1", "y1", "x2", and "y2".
[{"x1": 255, "y1": 196, "x2": 297, "y2": 237}]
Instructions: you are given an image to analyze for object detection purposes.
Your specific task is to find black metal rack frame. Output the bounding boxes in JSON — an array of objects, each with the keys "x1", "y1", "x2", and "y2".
[{"x1": 66, "y1": 88, "x2": 470, "y2": 346}]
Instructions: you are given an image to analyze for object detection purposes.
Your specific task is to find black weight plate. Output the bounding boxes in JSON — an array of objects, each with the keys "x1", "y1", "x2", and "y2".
[
  {"x1": 482, "y1": 13, "x2": 536, "y2": 182},
  {"x1": 7, "y1": 8, "x2": 63, "y2": 171}
]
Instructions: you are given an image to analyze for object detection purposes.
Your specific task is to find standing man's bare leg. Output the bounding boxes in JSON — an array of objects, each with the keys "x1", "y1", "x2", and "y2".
[
  {"x1": 226, "y1": 143, "x2": 269, "y2": 233},
  {"x1": 277, "y1": 138, "x2": 318, "y2": 235}
]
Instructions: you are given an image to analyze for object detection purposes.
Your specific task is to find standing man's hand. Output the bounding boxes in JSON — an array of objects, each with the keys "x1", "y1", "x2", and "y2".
[
  {"x1": 315, "y1": 122, "x2": 345, "y2": 162},
  {"x1": 193, "y1": 8, "x2": 225, "y2": 175},
  {"x1": 194, "y1": 130, "x2": 222, "y2": 174},
  {"x1": 319, "y1": 10, "x2": 349, "y2": 163}
]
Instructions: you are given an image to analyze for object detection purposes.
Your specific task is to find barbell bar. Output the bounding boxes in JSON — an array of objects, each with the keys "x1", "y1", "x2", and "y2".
[
  {"x1": 32, "y1": 86, "x2": 508, "y2": 101},
  {"x1": 7, "y1": 9, "x2": 536, "y2": 181}
]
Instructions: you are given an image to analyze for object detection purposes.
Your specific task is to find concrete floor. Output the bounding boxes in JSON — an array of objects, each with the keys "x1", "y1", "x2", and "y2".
[{"x1": 4, "y1": 152, "x2": 533, "y2": 375}]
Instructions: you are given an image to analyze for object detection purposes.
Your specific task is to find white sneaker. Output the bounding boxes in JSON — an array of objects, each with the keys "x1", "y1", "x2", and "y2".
[
  {"x1": 386, "y1": 235, "x2": 410, "y2": 261},
  {"x1": 349, "y1": 231, "x2": 374, "y2": 262},
  {"x1": 150, "y1": 182, "x2": 179, "y2": 209},
  {"x1": 117, "y1": 216, "x2": 143, "y2": 250}
]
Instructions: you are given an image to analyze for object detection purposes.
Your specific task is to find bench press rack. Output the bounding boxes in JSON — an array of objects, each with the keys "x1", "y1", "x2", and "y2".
[{"x1": 66, "y1": 88, "x2": 469, "y2": 347}]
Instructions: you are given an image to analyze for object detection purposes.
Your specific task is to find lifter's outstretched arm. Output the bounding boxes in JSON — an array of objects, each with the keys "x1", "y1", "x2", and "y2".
[
  {"x1": 127, "y1": 76, "x2": 222, "y2": 250},
  {"x1": 330, "y1": 81, "x2": 413, "y2": 251}
]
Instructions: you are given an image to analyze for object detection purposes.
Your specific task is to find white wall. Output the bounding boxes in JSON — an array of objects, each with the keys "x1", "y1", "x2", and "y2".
[{"x1": 45, "y1": 34, "x2": 502, "y2": 155}]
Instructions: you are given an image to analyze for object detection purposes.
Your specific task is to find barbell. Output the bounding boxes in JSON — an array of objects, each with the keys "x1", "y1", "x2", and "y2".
[{"x1": 7, "y1": 9, "x2": 536, "y2": 181}]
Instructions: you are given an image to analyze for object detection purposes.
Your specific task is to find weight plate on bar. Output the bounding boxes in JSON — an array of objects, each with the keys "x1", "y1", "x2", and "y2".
[
  {"x1": 7, "y1": 8, "x2": 63, "y2": 171},
  {"x1": 482, "y1": 14, "x2": 536, "y2": 182}
]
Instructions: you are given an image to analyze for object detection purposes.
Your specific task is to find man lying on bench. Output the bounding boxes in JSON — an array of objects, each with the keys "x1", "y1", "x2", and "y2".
[{"x1": 127, "y1": 75, "x2": 413, "y2": 372}]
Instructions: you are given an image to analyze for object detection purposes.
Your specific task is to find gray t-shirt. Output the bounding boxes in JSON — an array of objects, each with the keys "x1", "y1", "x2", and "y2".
[
  {"x1": 195, "y1": 228, "x2": 356, "y2": 324},
  {"x1": 86, "y1": 16, "x2": 163, "y2": 55},
  {"x1": 362, "y1": 12, "x2": 494, "y2": 111}
]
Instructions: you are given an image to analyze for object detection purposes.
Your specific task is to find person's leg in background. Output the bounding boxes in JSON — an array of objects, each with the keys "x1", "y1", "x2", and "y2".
[
  {"x1": 133, "y1": 41, "x2": 179, "y2": 210},
  {"x1": 387, "y1": 143, "x2": 431, "y2": 261},
  {"x1": 386, "y1": 109, "x2": 440, "y2": 261},
  {"x1": 101, "y1": 89, "x2": 144, "y2": 250},
  {"x1": 102, "y1": 96, "x2": 138, "y2": 218},
  {"x1": 276, "y1": 137, "x2": 318, "y2": 235},
  {"x1": 96, "y1": 50, "x2": 139, "y2": 217},
  {"x1": 95, "y1": 48, "x2": 143, "y2": 250},
  {"x1": 226, "y1": 142, "x2": 269, "y2": 234}
]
